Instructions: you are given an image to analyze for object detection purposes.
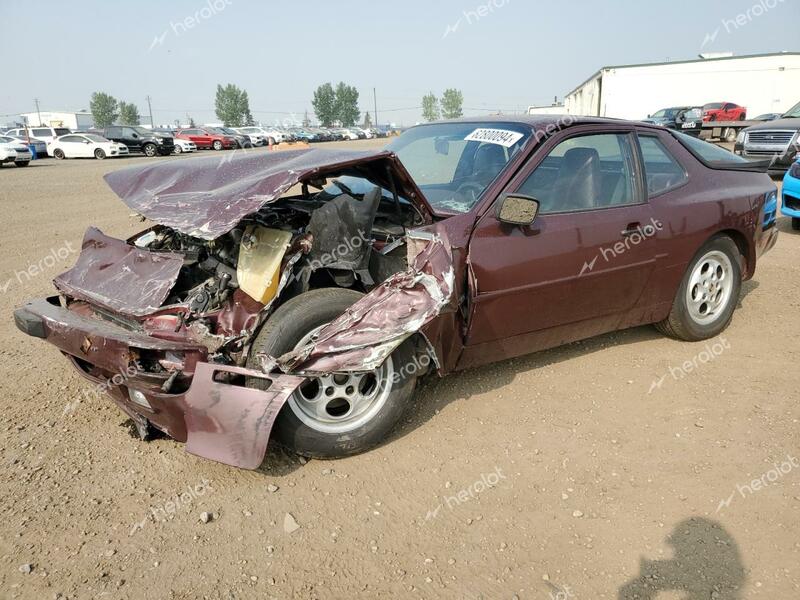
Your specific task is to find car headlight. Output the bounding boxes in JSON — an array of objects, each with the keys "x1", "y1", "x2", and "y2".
[
  {"x1": 790, "y1": 162, "x2": 800, "y2": 179},
  {"x1": 736, "y1": 131, "x2": 746, "y2": 144}
]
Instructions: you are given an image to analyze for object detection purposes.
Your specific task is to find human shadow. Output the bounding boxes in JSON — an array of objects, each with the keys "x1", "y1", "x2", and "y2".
[{"x1": 618, "y1": 517, "x2": 745, "y2": 600}]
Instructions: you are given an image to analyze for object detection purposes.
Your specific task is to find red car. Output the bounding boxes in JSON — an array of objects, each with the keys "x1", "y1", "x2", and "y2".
[
  {"x1": 703, "y1": 102, "x2": 747, "y2": 122},
  {"x1": 14, "y1": 116, "x2": 778, "y2": 468},
  {"x1": 174, "y1": 127, "x2": 237, "y2": 150}
]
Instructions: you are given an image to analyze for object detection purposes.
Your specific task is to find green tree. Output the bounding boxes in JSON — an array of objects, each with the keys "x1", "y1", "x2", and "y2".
[
  {"x1": 363, "y1": 111, "x2": 373, "y2": 128},
  {"x1": 421, "y1": 92, "x2": 440, "y2": 122},
  {"x1": 334, "y1": 82, "x2": 360, "y2": 126},
  {"x1": 215, "y1": 83, "x2": 252, "y2": 127},
  {"x1": 118, "y1": 102, "x2": 141, "y2": 126},
  {"x1": 312, "y1": 83, "x2": 336, "y2": 126},
  {"x1": 90, "y1": 92, "x2": 118, "y2": 128},
  {"x1": 440, "y1": 88, "x2": 464, "y2": 119}
]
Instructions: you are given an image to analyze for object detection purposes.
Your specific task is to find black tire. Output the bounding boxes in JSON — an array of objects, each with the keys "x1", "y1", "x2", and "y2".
[
  {"x1": 655, "y1": 236, "x2": 742, "y2": 341},
  {"x1": 94, "y1": 148, "x2": 106, "y2": 160},
  {"x1": 792, "y1": 218, "x2": 800, "y2": 231},
  {"x1": 14, "y1": 161, "x2": 29, "y2": 167},
  {"x1": 738, "y1": 114, "x2": 746, "y2": 121},
  {"x1": 174, "y1": 145, "x2": 183, "y2": 154},
  {"x1": 143, "y1": 143, "x2": 157, "y2": 157},
  {"x1": 212, "y1": 140, "x2": 223, "y2": 151},
  {"x1": 53, "y1": 149, "x2": 65, "y2": 160},
  {"x1": 246, "y1": 288, "x2": 418, "y2": 459}
]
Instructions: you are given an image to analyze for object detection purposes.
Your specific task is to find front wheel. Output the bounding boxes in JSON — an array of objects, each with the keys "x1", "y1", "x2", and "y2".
[
  {"x1": 14, "y1": 161, "x2": 29, "y2": 167},
  {"x1": 792, "y1": 218, "x2": 800, "y2": 231},
  {"x1": 246, "y1": 288, "x2": 418, "y2": 459},
  {"x1": 143, "y1": 144, "x2": 157, "y2": 157},
  {"x1": 212, "y1": 140, "x2": 223, "y2": 151},
  {"x1": 174, "y1": 145, "x2": 183, "y2": 154},
  {"x1": 655, "y1": 236, "x2": 742, "y2": 341},
  {"x1": 94, "y1": 148, "x2": 106, "y2": 160}
]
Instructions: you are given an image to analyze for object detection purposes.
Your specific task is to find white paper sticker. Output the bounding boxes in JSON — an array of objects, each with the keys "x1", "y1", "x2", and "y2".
[{"x1": 464, "y1": 128, "x2": 524, "y2": 148}]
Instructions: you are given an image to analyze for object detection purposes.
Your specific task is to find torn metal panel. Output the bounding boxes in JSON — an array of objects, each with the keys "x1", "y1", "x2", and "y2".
[
  {"x1": 54, "y1": 227, "x2": 184, "y2": 317},
  {"x1": 277, "y1": 232, "x2": 455, "y2": 374},
  {"x1": 103, "y1": 148, "x2": 432, "y2": 241},
  {"x1": 183, "y1": 363, "x2": 303, "y2": 469}
]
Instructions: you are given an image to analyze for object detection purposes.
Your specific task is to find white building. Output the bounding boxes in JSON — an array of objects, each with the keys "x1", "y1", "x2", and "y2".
[
  {"x1": 563, "y1": 52, "x2": 800, "y2": 120},
  {"x1": 527, "y1": 103, "x2": 566, "y2": 116},
  {"x1": 19, "y1": 111, "x2": 94, "y2": 130}
]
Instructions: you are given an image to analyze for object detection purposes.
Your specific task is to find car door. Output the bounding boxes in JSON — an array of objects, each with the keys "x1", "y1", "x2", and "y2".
[{"x1": 462, "y1": 129, "x2": 659, "y2": 366}]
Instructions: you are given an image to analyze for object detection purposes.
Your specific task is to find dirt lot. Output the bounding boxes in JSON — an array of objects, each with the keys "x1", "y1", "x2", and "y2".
[{"x1": 1, "y1": 140, "x2": 798, "y2": 600}]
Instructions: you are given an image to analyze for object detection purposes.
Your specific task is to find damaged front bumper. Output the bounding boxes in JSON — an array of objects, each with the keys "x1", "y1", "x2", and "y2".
[{"x1": 14, "y1": 297, "x2": 303, "y2": 469}]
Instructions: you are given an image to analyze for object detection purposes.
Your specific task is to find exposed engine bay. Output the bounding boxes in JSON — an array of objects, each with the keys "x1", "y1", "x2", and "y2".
[{"x1": 119, "y1": 177, "x2": 423, "y2": 365}]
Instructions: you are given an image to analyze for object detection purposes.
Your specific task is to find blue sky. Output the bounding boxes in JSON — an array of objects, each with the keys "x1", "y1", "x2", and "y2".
[{"x1": 1, "y1": 0, "x2": 797, "y2": 126}]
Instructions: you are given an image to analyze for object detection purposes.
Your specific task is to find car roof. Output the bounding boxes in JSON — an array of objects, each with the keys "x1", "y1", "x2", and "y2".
[{"x1": 421, "y1": 114, "x2": 668, "y2": 134}]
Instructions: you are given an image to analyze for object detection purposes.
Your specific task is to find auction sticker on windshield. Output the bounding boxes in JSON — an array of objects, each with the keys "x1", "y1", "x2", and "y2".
[{"x1": 465, "y1": 128, "x2": 524, "y2": 147}]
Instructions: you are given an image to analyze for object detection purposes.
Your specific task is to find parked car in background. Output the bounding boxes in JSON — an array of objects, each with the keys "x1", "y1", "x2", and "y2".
[
  {"x1": 232, "y1": 126, "x2": 270, "y2": 145},
  {"x1": 0, "y1": 136, "x2": 31, "y2": 167},
  {"x1": 781, "y1": 159, "x2": 800, "y2": 230},
  {"x1": 289, "y1": 128, "x2": 319, "y2": 142},
  {"x1": 13, "y1": 116, "x2": 778, "y2": 465},
  {"x1": 92, "y1": 126, "x2": 174, "y2": 157},
  {"x1": 4, "y1": 134, "x2": 47, "y2": 156},
  {"x1": 703, "y1": 102, "x2": 747, "y2": 122},
  {"x1": 4, "y1": 126, "x2": 71, "y2": 149},
  {"x1": 335, "y1": 128, "x2": 359, "y2": 140},
  {"x1": 753, "y1": 113, "x2": 783, "y2": 121},
  {"x1": 734, "y1": 100, "x2": 800, "y2": 174},
  {"x1": 174, "y1": 128, "x2": 237, "y2": 150},
  {"x1": 643, "y1": 106, "x2": 704, "y2": 137},
  {"x1": 211, "y1": 127, "x2": 252, "y2": 149},
  {"x1": 171, "y1": 137, "x2": 196, "y2": 154},
  {"x1": 49, "y1": 133, "x2": 129, "y2": 160}
]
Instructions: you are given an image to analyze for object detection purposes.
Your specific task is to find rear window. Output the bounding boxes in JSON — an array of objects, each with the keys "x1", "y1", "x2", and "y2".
[
  {"x1": 32, "y1": 128, "x2": 50, "y2": 137},
  {"x1": 672, "y1": 132, "x2": 750, "y2": 165},
  {"x1": 54, "y1": 128, "x2": 70, "y2": 136}
]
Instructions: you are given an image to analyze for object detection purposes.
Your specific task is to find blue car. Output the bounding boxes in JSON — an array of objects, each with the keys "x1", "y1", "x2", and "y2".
[{"x1": 782, "y1": 159, "x2": 800, "y2": 230}]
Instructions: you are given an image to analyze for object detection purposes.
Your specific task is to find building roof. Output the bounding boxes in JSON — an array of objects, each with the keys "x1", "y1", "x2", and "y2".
[{"x1": 565, "y1": 51, "x2": 800, "y2": 97}]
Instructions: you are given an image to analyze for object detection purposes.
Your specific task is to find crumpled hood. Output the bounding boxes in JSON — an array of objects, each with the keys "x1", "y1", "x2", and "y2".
[{"x1": 104, "y1": 148, "x2": 431, "y2": 240}]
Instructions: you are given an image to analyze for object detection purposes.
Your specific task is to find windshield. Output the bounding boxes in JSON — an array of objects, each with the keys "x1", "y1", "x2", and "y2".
[
  {"x1": 651, "y1": 109, "x2": 677, "y2": 119},
  {"x1": 704, "y1": 103, "x2": 724, "y2": 110},
  {"x1": 386, "y1": 122, "x2": 530, "y2": 213},
  {"x1": 782, "y1": 101, "x2": 800, "y2": 118}
]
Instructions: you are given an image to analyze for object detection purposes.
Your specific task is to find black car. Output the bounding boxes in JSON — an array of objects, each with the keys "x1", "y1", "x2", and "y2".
[
  {"x1": 94, "y1": 126, "x2": 174, "y2": 157},
  {"x1": 734, "y1": 100, "x2": 800, "y2": 173},
  {"x1": 643, "y1": 107, "x2": 704, "y2": 137}
]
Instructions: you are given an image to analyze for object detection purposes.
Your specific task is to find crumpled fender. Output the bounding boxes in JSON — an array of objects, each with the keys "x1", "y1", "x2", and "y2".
[{"x1": 274, "y1": 230, "x2": 456, "y2": 374}]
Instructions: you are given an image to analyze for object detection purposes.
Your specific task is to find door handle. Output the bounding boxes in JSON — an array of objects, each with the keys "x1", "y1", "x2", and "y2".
[{"x1": 621, "y1": 223, "x2": 642, "y2": 237}]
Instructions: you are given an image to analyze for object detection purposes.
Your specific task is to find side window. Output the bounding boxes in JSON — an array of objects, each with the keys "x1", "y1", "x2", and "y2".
[
  {"x1": 60, "y1": 135, "x2": 83, "y2": 143},
  {"x1": 106, "y1": 127, "x2": 121, "y2": 137},
  {"x1": 638, "y1": 135, "x2": 688, "y2": 196},
  {"x1": 516, "y1": 133, "x2": 638, "y2": 213},
  {"x1": 32, "y1": 128, "x2": 49, "y2": 137},
  {"x1": 123, "y1": 127, "x2": 138, "y2": 137}
]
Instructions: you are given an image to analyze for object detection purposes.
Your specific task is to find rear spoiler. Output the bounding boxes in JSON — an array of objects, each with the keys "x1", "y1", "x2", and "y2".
[{"x1": 703, "y1": 159, "x2": 773, "y2": 173}]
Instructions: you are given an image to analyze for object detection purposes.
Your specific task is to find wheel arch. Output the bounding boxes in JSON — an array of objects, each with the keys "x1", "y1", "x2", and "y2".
[{"x1": 713, "y1": 228, "x2": 754, "y2": 279}]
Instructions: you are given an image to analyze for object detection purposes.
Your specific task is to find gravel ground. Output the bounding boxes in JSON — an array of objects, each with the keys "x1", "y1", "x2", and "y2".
[{"x1": 0, "y1": 140, "x2": 798, "y2": 599}]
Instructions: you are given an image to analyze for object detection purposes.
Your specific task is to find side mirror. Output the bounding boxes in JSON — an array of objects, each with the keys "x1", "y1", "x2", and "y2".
[
  {"x1": 496, "y1": 193, "x2": 540, "y2": 225},
  {"x1": 647, "y1": 114, "x2": 651, "y2": 118},
  {"x1": 131, "y1": 133, "x2": 139, "y2": 138}
]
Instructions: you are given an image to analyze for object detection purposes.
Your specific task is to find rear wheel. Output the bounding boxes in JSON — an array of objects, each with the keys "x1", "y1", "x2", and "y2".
[
  {"x1": 792, "y1": 218, "x2": 800, "y2": 231},
  {"x1": 14, "y1": 161, "x2": 29, "y2": 167},
  {"x1": 94, "y1": 148, "x2": 106, "y2": 160},
  {"x1": 246, "y1": 288, "x2": 417, "y2": 459},
  {"x1": 53, "y1": 148, "x2": 65, "y2": 160},
  {"x1": 655, "y1": 236, "x2": 741, "y2": 341},
  {"x1": 212, "y1": 140, "x2": 223, "y2": 151}
]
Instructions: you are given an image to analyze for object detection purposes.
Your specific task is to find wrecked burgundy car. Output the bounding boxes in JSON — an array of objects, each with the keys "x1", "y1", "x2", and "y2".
[{"x1": 14, "y1": 117, "x2": 778, "y2": 469}]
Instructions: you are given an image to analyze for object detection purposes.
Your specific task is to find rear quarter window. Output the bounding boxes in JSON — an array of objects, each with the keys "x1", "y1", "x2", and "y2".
[
  {"x1": 672, "y1": 132, "x2": 750, "y2": 165},
  {"x1": 638, "y1": 135, "x2": 688, "y2": 196}
]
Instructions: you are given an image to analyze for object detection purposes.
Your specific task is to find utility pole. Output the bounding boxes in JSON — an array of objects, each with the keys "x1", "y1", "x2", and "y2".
[
  {"x1": 145, "y1": 95, "x2": 154, "y2": 128},
  {"x1": 373, "y1": 88, "x2": 378, "y2": 128},
  {"x1": 34, "y1": 98, "x2": 42, "y2": 125}
]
